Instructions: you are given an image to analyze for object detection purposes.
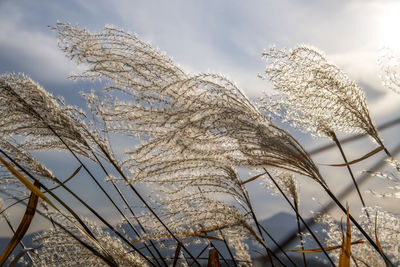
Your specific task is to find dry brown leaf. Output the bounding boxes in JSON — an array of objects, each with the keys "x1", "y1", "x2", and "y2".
[
  {"x1": 172, "y1": 242, "x2": 182, "y2": 267},
  {"x1": 0, "y1": 155, "x2": 58, "y2": 211},
  {"x1": 339, "y1": 205, "x2": 351, "y2": 267},
  {"x1": 288, "y1": 239, "x2": 364, "y2": 253},
  {"x1": 0, "y1": 181, "x2": 40, "y2": 265},
  {"x1": 207, "y1": 248, "x2": 220, "y2": 267},
  {"x1": 241, "y1": 172, "x2": 267, "y2": 185},
  {"x1": 330, "y1": 146, "x2": 383, "y2": 167}
]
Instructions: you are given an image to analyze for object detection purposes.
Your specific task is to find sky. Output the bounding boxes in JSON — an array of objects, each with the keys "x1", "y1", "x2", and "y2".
[{"x1": 1, "y1": 0, "x2": 400, "y2": 238}]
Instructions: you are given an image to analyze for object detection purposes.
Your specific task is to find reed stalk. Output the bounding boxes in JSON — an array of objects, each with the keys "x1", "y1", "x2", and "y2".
[{"x1": 264, "y1": 169, "x2": 336, "y2": 267}]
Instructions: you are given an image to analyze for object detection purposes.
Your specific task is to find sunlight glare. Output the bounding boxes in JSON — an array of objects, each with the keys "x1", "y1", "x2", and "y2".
[{"x1": 380, "y1": 3, "x2": 400, "y2": 52}]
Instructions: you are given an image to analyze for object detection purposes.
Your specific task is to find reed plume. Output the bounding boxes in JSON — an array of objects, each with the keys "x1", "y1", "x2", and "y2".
[
  {"x1": 33, "y1": 218, "x2": 148, "y2": 267},
  {"x1": 1, "y1": 21, "x2": 397, "y2": 266},
  {"x1": 55, "y1": 23, "x2": 324, "y2": 185},
  {"x1": 321, "y1": 207, "x2": 400, "y2": 266},
  {"x1": 259, "y1": 45, "x2": 380, "y2": 143},
  {"x1": 378, "y1": 47, "x2": 400, "y2": 94},
  {"x1": 0, "y1": 74, "x2": 94, "y2": 159},
  {"x1": 367, "y1": 157, "x2": 400, "y2": 199}
]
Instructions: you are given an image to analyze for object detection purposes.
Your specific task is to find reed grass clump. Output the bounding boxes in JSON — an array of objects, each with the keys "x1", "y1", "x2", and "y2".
[
  {"x1": 259, "y1": 45, "x2": 379, "y2": 142},
  {"x1": 0, "y1": 22, "x2": 399, "y2": 266}
]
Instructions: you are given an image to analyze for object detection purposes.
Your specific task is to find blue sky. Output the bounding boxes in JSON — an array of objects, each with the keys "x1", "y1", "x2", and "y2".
[{"x1": 1, "y1": 0, "x2": 400, "y2": 237}]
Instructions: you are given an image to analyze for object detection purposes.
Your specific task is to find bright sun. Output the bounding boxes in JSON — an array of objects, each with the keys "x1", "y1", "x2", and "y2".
[{"x1": 380, "y1": 3, "x2": 400, "y2": 51}]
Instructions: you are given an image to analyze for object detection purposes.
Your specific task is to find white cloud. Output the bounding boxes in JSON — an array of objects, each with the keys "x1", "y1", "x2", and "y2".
[
  {"x1": 0, "y1": 2, "x2": 80, "y2": 84},
  {"x1": 97, "y1": 0, "x2": 400, "y2": 115}
]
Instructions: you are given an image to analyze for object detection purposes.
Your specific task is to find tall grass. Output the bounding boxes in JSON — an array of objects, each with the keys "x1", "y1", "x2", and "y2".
[{"x1": 0, "y1": 23, "x2": 399, "y2": 266}]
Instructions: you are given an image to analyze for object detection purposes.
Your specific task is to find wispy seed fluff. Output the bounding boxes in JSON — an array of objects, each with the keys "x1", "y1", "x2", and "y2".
[
  {"x1": 259, "y1": 45, "x2": 380, "y2": 142},
  {"x1": 378, "y1": 47, "x2": 400, "y2": 94},
  {"x1": 138, "y1": 193, "x2": 254, "y2": 265},
  {"x1": 0, "y1": 137, "x2": 55, "y2": 182},
  {"x1": 0, "y1": 137, "x2": 56, "y2": 200},
  {"x1": 321, "y1": 207, "x2": 400, "y2": 266},
  {"x1": 33, "y1": 220, "x2": 148, "y2": 267},
  {"x1": 263, "y1": 170, "x2": 299, "y2": 206},
  {"x1": 0, "y1": 74, "x2": 93, "y2": 159},
  {"x1": 367, "y1": 157, "x2": 400, "y2": 199},
  {"x1": 56, "y1": 23, "x2": 324, "y2": 183}
]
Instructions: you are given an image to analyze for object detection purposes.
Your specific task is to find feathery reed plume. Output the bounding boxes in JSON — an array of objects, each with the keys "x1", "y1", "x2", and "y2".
[
  {"x1": 0, "y1": 198, "x2": 34, "y2": 266},
  {"x1": 0, "y1": 74, "x2": 93, "y2": 159},
  {"x1": 264, "y1": 169, "x2": 336, "y2": 266},
  {"x1": 0, "y1": 140, "x2": 40, "y2": 201},
  {"x1": 139, "y1": 193, "x2": 254, "y2": 265},
  {"x1": 1, "y1": 189, "x2": 124, "y2": 267},
  {"x1": 259, "y1": 45, "x2": 380, "y2": 144},
  {"x1": 129, "y1": 162, "x2": 274, "y2": 265},
  {"x1": 0, "y1": 167, "x2": 29, "y2": 200},
  {"x1": 143, "y1": 162, "x2": 248, "y2": 205},
  {"x1": 33, "y1": 218, "x2": 148, "y2": 267},
  {"x1": 0, "y1": 137, "x2": 55, "y2": 182},
  {"x1": 378, "y1": 47, "x2": 400, "y2": 94},
  {"x1": 56, "y1": 23, "x2": 331, "y2": 265},
  {"x1": 259, "y1": 45, "x2": 383, "y2": 215},
  {"x1": 367, "y1": 157, "x2": 400, "y2": 199},
  {"x1": 0, "y1": 72, "x2": 121, "y2": 165},
  {"x1": 321, "y1": 207, "x2": 400, "y2": 266},
  {"x1": 1, "y1": 21, "x2": 395, "y2": 266},
  {"x1": 0, "y1": 73, "x2": 164, "y2": 265},
  {"x1": 55, "y1": 23, "x2": 324, "y2": 184},
  {"x1": 263, "y1": 170, "x2": 299, "y2": 205}
]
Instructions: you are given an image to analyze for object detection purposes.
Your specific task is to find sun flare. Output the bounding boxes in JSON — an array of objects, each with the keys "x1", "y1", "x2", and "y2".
[{"x1": 380, "y1": 3, "x2": 400, "y2": 51}]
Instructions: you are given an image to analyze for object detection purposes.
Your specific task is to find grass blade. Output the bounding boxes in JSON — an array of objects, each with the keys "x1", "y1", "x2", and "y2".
[
  {"x1": 0, "y1": 180, "x2": 40, "y2": 265},
  {"x1": 132, "y1": 233, "x2": 224, "y2": 245},
  {"x1": 0, "y1": 154, "x2": 120, "y2": 266},
  {"x1": 0, "y1": 155, "x2": 58, "y2": 211},
  {"x1": 373, "y1": 210, "x2": 392, "y2": 267},
  {"x1": 173, "y1": 242, "x2": 182, "y2": 267},
  {"x1": 241, "y1": 172, "x2": 267, "y2": 185},
  {"x1": 329, "y1": 146, "x2": 383, "y2": 167},
  {"x1": 288, "y1": 240, "x2": 364, "y2": 253},
  {"x1": 374, "y1": 211, "x2": 383, "y2": 254},
  {"x1": 207, "y1": 248, "x2": 220, "y2": 267},
  {"x1": 339, "y1": 205, "x2": 351, "y2": 267},
  {"x1": 8, "y1": 248, "x2": 35, "y2": 267},
  {"x1": 49, "y1": 165, "x2": 82, "y2": 191}
]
